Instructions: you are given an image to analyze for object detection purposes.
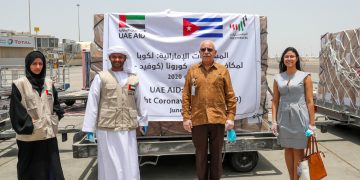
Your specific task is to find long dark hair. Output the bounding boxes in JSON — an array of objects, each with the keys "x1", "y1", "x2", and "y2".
[{"x1": 279, "y1": 47, "x2": 302, "y2": 73}]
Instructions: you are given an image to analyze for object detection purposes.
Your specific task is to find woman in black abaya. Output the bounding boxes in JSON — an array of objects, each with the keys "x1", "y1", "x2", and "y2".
[{"x1": 9, "y1": 51, "x2": 65, "y2": 180}]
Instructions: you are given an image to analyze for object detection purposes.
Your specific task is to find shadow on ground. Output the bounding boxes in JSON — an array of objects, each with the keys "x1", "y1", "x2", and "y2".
[{"x1": 320, "y1": 124, "x2": 360, "y2": 145}]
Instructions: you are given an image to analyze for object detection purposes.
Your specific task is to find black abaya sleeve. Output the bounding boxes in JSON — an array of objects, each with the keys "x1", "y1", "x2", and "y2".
[
  {"x1": 52, "y1": 85, "x2": 64, "y2": 121},
  {"x1": 9, "y1": 83, "x2": 34, "y2": 134}
]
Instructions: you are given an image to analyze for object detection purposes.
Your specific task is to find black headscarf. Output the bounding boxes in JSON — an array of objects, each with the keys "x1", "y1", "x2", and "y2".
[{"x1": 25, "y1": 51, "x2": 46, "y2": 95}]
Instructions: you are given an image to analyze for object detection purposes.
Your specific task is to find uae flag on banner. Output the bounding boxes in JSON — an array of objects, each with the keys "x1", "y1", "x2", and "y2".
[
  {"x1": 128, "y1": 84, "x2": 137, "y2": 91},
  {"x1": 119, "y1": 15, "x2": 145, "y2": 30}
]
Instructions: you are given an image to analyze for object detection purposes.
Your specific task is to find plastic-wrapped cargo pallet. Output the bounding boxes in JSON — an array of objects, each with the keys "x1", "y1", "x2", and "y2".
[
  {"x1": 317, "y1": 28, "x2": 360, "y2": 116},
  {"x1": 90, "y1": 14, "x2": 270, "y2": 136}
]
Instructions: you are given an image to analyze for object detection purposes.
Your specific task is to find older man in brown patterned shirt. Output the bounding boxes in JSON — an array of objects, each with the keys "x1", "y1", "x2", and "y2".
[{"x1": 182, "y1": 40, "x2": 237, "y2": 180}]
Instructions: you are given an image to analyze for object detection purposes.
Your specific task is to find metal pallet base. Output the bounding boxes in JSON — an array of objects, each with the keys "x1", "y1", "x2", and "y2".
[{"x1": 72, "y1": 132, "x2": 282, "y2": 158}]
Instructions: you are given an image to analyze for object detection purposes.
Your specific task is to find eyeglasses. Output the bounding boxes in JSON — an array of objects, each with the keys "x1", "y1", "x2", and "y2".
[{"x1": 200, "y1": 48, "x2": 214, "y2": 53}]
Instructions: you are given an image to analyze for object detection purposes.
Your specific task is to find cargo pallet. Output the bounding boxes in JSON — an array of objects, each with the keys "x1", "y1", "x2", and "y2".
[
  {"x1": 315, "y1": 99, "x2": 360, "y2": 131},
  {"x1": 72, "y1": 129, "x2": 281, "y2": 172}
]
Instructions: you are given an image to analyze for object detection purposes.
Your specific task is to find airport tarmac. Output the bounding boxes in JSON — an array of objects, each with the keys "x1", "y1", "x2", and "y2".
[{"x1": 1, "y1": 65, "x2": 360, "y2": 180}]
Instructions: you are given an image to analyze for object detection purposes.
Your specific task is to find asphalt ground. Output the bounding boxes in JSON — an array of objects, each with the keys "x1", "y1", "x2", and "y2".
[{"x1": 1, "y1": 65, "x2": 360, "y2": 180}]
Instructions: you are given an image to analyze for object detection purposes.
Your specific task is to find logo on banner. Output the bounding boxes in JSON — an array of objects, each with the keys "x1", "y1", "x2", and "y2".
[
  {"x1": 229, "y1": 16, "x2": 249, "y2": 40},
  {"x1": 7, "y1": 39, "x2": 13, "y2": 45},
  {"x1": 118, "y1": 15, "x2": 146, "y2": 39},
  {"x1": 230, "y1": 16, "x2": 247, "y2": 32},
  {"x1": 183, "y1": 17, "x2": 223, "y2": 38}
]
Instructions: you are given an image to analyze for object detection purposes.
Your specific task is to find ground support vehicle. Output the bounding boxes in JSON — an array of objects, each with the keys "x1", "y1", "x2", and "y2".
[
  {"x1": 73, "y1": 124, "x2": 281, "y2": 172},
  {"x1": 315, "y1": 99, "x2": 360, "y2": 132},
  {"x1": 58, "y1": 90, "x2": 89, "y2": 106}
]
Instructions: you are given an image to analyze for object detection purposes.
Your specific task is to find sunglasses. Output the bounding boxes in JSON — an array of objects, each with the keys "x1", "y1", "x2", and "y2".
[{"x1": 200, "y1": 48, "x2": 214, "y2": 52}]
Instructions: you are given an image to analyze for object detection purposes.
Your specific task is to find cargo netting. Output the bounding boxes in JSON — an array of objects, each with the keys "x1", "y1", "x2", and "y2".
[{"x1": 317, "y1": 28, "x2": 360, "y2": 116}]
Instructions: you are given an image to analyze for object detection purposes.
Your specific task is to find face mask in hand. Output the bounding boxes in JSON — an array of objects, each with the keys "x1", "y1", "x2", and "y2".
[
  {"x1": 227, "y1": 129, "x2": 237, "y2": 143},
  {"x1": 305, "y1": 129, "x2": 314, "y2": 137}
]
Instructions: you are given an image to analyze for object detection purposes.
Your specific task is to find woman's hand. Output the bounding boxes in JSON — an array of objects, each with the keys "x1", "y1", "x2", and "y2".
[
  {"x1": 86, "y1": 132, "x2": 96, "y2": 143},
  {"x1": 306, "y1": 124, "x2": 317, "y2": 137},
  {"x1": 271, "y1": 122, "x2": 278, "y2": 136},
  {"x1": 140, "y1": 126, "x2": 148, "y2": 136}
]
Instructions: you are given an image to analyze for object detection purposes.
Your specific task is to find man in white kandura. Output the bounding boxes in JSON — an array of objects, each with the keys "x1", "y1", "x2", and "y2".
[{"x1": 82, "y1": 46, "x2": 147, "y2": 180}]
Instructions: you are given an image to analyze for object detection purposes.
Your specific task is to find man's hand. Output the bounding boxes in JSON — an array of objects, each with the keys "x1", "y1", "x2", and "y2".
[
  {"x1": 183, "y1": 120, "x2": 192, "y2": 132},
  {"x1": 225, "y1": 120, "x2": 234, "y2": 131}
]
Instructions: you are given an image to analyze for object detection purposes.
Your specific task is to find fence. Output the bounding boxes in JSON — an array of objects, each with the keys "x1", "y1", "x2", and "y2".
[{"x1": 0, "y1": 63, "x2": 70, "y2": 90}]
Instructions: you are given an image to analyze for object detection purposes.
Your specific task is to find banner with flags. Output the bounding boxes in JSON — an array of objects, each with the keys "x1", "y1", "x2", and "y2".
[{"x1": 103, "y1": 11, "x2": 261, "y2": 121}]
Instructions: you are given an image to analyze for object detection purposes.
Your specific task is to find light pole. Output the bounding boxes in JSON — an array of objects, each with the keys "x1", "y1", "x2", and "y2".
[
  {"x1": 28, "y1": 0, "x2": 32, "y2": 35},
  {"x1": 76, "y1": 4, "x2": 80, "y2": 41}
]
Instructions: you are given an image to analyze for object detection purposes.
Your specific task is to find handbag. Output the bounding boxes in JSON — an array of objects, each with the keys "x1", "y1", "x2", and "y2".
[{"x1": 298, "y1": 136, "x2": 327, "y2": 180}]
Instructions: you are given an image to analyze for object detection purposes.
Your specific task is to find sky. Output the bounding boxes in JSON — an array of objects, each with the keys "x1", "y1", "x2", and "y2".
[{"x1": 1, "y1": 0, "x2": 359, "y2": 57}]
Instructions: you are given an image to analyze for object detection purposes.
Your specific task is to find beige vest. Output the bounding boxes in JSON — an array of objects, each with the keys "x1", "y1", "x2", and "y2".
[
  {"x1": 97, "y1": 71, "x2": 139, "y2": 131},
  {"x1": 13, "y1": 77, "x2": 59, "y2": 141}
]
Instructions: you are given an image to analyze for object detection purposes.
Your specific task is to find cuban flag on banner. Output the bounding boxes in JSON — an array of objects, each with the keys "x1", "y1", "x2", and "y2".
[{"x1": 183, "y1": 17, "x2": 223, "y2": 38}]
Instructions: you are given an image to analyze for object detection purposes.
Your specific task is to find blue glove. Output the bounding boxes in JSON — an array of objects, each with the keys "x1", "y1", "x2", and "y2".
[
  {"x1": 143, "y1": 126, "x2": 148, "y2": 134},
  {"x1": 227, "y1": 129, "x2": 237, "y2": 143},
  {"x1": 140, "y1": 126, "x2": 148, "y2": 135},
  {"x1": 86, "y1": 132, "x2": 95, "y2": 143}
]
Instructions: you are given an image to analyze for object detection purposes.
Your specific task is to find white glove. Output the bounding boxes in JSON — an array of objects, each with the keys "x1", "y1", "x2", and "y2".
[
  {"x1": 271, "y1": 122, "x2": 278, "y2": 136},
  {"x1": 225, "y1": 120, "x2": 234, "y2": 131},
  {"x1": 183, "y1": 120, "x2": 192, "y2": 132},
  {"x1": 308, "y1": 124, "x2": 316, "y2": 131}
]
